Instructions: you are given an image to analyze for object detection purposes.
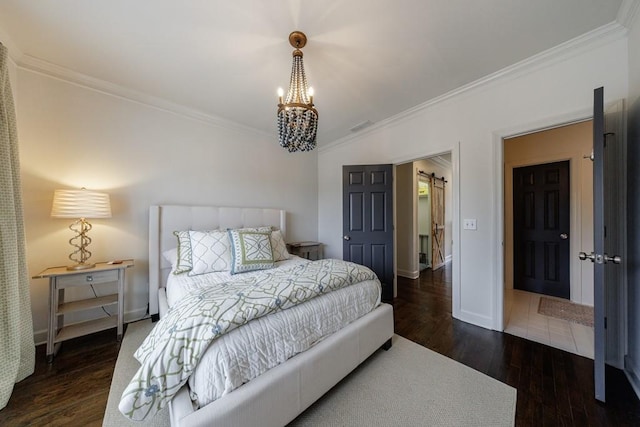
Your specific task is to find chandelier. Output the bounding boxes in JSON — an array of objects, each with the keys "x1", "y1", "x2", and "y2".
[{"x1": 277, "y1": 31, "x2": 318, "y2": 152}]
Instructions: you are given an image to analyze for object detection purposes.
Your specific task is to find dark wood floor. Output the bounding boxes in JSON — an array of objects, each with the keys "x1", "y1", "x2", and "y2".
[
  {"x1": 395, "y1": 263, "x2": 640, "y2": 427},
  {"x1": 1, "y1": 262, "x2": 639, "y2": 426}
]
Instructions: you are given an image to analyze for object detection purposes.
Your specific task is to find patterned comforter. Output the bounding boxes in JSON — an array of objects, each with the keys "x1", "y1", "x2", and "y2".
[{"x1": 118, "y1": 259, "x2": 377, "y2": 421}]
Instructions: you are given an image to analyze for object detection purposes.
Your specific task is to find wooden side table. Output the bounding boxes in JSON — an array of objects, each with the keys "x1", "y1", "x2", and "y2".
[
  {"x1": 286, "y1": 241, "x2": 323, "y2": 261},
  {"x1": 33, "y1": 260, "x2": 133, "y2": 363}
]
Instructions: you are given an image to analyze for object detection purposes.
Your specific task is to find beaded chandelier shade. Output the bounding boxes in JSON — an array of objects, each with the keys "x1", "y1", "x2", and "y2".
[{"x1": 277, "y1": 31, "x2": 318, "y2": 152}]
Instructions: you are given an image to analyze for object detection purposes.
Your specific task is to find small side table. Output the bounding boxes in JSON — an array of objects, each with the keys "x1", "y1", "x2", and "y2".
[
  {"x1": 33, "y1": 260, "x2": 133, "y2": 363},
  {"x1": 286, "y1": 241, "x2": 323, "y2": 261}
]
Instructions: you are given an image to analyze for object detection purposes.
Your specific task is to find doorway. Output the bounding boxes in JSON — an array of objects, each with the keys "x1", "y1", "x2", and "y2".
[
  {"x1": 395, "y1": 153, "x2": 453, "y2": 313},
  {"x1": 502, "y1": 120, "x2": 594, "y2": 358}
]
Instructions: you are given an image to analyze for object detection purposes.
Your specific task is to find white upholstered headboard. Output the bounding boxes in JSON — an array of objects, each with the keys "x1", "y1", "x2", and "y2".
[{"x1": 148, "y1": 205, "x2": 287, "y2": 317}]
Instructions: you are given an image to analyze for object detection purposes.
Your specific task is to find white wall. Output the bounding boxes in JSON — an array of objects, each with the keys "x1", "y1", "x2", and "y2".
[
  {"x1": 625, "y1": 2, "x2": 640, "y2": 398},
  {"x1": 318, "y1": 35, "x2": 628, "y2": 329},
  {"x1": 395, "y1": 163, "x2": 415, "y2": 278},
  {"x1": 16, "y1": 68, "x2": 318, "y2": 343}
]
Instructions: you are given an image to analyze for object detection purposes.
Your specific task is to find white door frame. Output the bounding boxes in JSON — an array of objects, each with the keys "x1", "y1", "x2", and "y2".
[
  {"x1": 392, "y1": 142, "x2": 461, "y2": 320},
  {"x1": 491, "y1": 108, "x2": 592, "y2": 331}
]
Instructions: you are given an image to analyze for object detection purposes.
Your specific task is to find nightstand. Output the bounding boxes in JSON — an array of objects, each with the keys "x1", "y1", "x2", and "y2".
[
  {"x1": 33, "y1": 260, "x2": 133, "y2": 363},
  {"x1": 286, "y1": 241, "x2": 323, "y2": 260}
]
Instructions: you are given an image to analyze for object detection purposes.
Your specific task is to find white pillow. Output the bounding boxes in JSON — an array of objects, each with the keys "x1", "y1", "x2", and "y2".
[
  {"x1": 270, "y1": 229, "x2": 290, "y2": 261},
  {"x1": 228, "y1": 229, "x2": 275, "y2": 274},
  {"x1": 188, "y1": 230, "x2": 232, "y2": 276},
  {"x1": 162, "y1": 248, "x2": 178, "y2": 268}
]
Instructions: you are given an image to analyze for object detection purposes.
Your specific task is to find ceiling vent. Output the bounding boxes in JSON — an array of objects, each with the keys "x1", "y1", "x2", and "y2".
[{"x1": 349, "y1": 120, "x2": 374, "y2": 133}]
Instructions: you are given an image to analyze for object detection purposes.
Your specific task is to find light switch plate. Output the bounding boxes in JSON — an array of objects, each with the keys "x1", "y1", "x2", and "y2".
[{"x1": 463, "y1": 219, "x2": 477, "y2": 230}]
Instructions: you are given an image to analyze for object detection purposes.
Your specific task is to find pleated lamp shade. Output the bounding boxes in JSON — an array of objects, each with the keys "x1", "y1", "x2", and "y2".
[{"x1": 51, "y1": 189, "x2": 112, "y2": 219}]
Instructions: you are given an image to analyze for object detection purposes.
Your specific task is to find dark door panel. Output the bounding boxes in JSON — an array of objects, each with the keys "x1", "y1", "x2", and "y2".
[
  {"x1": 343, "y1": 164, "x2": 394, "y2": 303},
  {"x1": 513, "y1": 160, "x2": 570, "y2": 298}
]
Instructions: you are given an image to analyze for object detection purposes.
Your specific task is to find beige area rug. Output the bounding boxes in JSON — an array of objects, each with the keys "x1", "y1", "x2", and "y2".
[
  {"x1": 103, "y1": 319, "x2": 170, "y2": 427},
  {"x1": 538, "y1": 296, "x2": 594, "y2": 327},
  {"x1": 104, "y1": 319, "x2": 516, "y2": 427}
]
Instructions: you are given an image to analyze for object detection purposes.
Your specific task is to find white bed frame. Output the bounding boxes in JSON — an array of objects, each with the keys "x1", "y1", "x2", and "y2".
[{"x1": 149, "y1": 205, "x2": 394, "y2": 427}]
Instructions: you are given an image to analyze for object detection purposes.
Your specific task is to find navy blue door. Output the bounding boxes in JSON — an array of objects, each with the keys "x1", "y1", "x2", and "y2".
[
  {"x1": 343, "y1": 165, "x2": 394, "y2": 303},
  {"x1": 513, "y1": 160, "x2": 570, "y2": 298}
]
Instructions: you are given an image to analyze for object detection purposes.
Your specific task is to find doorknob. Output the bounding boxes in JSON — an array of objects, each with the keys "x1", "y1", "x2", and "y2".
[
  {"x1": 604, "y1": 254, "x2": 622, "y2": 264},
  {"x1": 579, "y1": 251, "x2": 622, "y2": 264},
  {"x1": 579, "y1": 251, "x2": 595, "y2": 262},
  {"x1": 560, "y1": 233, "x2": 568, "y2": 240},
  {"x1": 343, "y1": 235, "x2": 351, "y2": 241}
]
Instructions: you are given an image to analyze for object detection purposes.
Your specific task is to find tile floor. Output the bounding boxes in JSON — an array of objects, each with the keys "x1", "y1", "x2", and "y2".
[{"x1": 504, "y1": 288, "x2": 594, "y2": 359}]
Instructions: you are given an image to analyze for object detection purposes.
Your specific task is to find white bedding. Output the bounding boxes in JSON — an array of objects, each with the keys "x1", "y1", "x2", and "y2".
[
  {"x1": 166, "y1": 256, "x2": 309, "y2": 307},
  {"x1": 164, "y1": 258, "x2": 381, "y2": 409}
]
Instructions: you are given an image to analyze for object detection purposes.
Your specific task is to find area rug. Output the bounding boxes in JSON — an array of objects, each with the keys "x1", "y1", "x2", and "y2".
[
  {"x1": 538, "y1": 296, "x2": 594, "y2": 327},
  {"x1": 104, "y1": 319, "x2": 516, "y2": 427}
]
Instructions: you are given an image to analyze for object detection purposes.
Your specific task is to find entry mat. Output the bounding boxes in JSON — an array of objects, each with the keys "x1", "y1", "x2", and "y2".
[{"x1": 538, "y1": 296, "x2": 594, "y2": 327}]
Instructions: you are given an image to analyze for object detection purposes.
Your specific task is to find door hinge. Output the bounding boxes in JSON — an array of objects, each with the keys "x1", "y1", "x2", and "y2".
[
  {"x1": 604, "y1": 226, "x2": 607, "y2": 238},
  {"x1": 604, "y1": 317, "x2": 607, "y2": 329}
]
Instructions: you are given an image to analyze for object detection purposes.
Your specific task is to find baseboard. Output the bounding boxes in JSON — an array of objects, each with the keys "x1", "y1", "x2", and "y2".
[
  {"x1": 456, "y1": 309, "x2": 494, "y2": 330},
  {"x1": 445, "y1": 255, "x2": 452, "y2": 264},
  {"x1": 33, "y1": 307, "x2": 149, "y2": 346},
  {"x1": 625, "y1": 355, "x2": 640, "y2": 400},
  {"x1": 398, "y1": 269, "x2": 419, "y2": 279}
]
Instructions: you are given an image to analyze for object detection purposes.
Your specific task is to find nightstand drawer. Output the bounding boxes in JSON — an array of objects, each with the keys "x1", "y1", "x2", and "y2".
[{"x1": 56, "y1": 270, "x2": 119, "y2": 288}]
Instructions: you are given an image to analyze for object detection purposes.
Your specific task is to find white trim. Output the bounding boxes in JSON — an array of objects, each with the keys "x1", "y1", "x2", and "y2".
[
  {"x1": 429, "y1": 155, "x2": 453, "y2": 170},
  {"x1": 391, "y1": 144, "x2": 460, "y2": 322},
  {"x1": 451, "y1": 142, "x2": 462, "y2": 323},
  {"x1": 15, "y1": 54, "x2": 272, "y2": 139},
  {"x1": 397, "y1": 269, "x2": 420, "y2": 280},
  {"x1": 617, "y1": 0, "x2": 640, "y2": 29},
  {"x1": 492, "y1": 110, "x2": 593, "y2": 332},
  {"x1": 445, "y1": 254, "x2": 452, "y2": 264},
  {"x1": 492, "y1": 132, "x2": 505, "y2": 331},
  {"x1": 319, "y1": 22, "x2": 626, "y2": 154},
  {"x1": 458, "y1": 309, "x2": 494, "y2": 330}
]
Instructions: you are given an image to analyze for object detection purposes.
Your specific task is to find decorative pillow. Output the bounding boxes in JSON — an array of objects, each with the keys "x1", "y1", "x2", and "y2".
[
  {"x1": 162, "y1": 248, "x2": 178, "y2": 268},
  {"x1": 172, "y1": 231, "x2": 193, "y2": 274},
  {"x1": 228, "y1": 229, "x2": 275, "y2": 274},
  {"x1": 270, "y1": 229, "x2": 290, "y2": 261},
  {"x1": 188, "y1": 230, "x2": 232, "y2": 276}
]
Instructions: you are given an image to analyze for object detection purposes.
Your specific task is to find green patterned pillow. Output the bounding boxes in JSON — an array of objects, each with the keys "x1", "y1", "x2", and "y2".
[
  {"x1": 172, "y1": 230, "x2": 193, "y2": 274},
  {"x1": 228, "y1": 229, "x2": 275, "y2": 274}
]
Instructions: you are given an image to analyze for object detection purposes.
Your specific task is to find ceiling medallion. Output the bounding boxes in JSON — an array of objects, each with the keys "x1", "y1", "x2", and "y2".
[{"x1": 277, "y1": 31, "x2": 318, "y2": 152}]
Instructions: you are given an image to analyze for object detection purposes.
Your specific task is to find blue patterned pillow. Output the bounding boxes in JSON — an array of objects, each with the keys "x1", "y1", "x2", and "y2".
[{"x1": 228, "y1": 229, "x2": 275, "y2": 274}]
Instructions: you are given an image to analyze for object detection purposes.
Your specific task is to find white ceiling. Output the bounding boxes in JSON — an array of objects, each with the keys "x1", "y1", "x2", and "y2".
[{"x1": 0, "y1": 0, "x2": 625, "y2": 145}]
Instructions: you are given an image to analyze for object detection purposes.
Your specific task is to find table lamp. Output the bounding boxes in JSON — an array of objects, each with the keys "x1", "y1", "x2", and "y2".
[{"x1": 51, "y1": 188, "x2": 112, "y2": 270}]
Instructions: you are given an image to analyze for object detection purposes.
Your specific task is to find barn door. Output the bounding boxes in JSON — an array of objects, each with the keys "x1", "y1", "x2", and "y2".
[{"x1": 431, "y1": 178, "x2": 446, "y2": 270}]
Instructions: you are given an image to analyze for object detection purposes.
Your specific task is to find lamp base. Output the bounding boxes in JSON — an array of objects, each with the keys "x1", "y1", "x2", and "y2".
[{"x1": 66, "y1": 263, "x2": 96, "y2": 271}]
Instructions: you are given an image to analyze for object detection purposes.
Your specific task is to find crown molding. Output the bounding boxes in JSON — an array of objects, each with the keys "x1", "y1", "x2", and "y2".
[
  {"x1": 617, "y1": 0, "x2": 640, "y2": 29},
  {"x1": 426, "y1": 155, "x2": 453, "y2": 170},
  {"x1": 14, "y1": 53, "x2": 271, "y2": 139},
  {"x1": 319, "y1": 21, "x2": 627, "y2": 154},
  {"x1": 0, "y1": 28, "x2": 22, "y2": 66}
]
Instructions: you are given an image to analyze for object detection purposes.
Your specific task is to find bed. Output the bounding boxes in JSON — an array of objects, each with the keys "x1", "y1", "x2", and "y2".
[{"x1": 136, "y1": 205, "x2": 394, "y2": 427}]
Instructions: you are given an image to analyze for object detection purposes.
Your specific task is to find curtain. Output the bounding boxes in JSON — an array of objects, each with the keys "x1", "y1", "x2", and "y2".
[{"x1": 0, "y1": 43, "x2": 35, "y2": 410}]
